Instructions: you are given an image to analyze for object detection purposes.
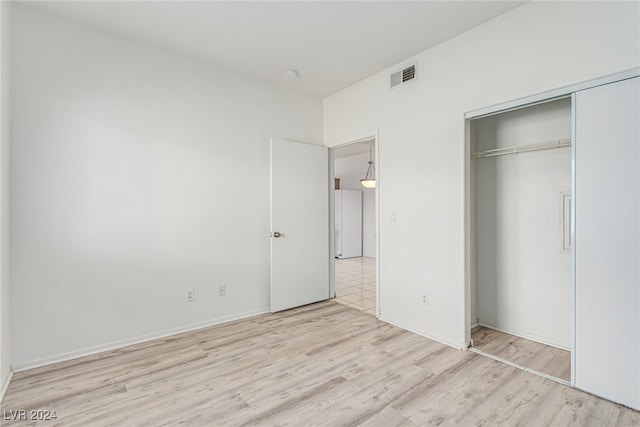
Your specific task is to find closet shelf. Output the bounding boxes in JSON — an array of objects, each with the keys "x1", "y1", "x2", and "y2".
[{"x1": 472, "y1": 138, "x2": 572, "y2": 159}]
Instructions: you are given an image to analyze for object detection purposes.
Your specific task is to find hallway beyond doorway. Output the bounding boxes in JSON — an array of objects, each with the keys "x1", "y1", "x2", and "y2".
[{"x1": 334, "y1": 257, "x2": 376, "y2": 316}]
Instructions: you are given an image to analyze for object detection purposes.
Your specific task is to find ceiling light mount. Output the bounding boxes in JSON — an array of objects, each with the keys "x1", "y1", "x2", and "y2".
[{"x1": 283, "y1": 68, "x2": 299, "y2": 79}]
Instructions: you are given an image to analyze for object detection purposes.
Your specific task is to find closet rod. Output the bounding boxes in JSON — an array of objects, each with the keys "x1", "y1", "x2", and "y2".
[{"x1": 472, "y1": 138, "x2": 571, "y2": 159}]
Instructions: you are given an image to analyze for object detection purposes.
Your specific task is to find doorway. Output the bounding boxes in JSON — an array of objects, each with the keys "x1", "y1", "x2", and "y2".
[
  {"x1": 467, "y1": 98, "x2": 572, "y2": 383},
  {"x1": 330, "y1": 137, "x2": 378, "y2": 316}
]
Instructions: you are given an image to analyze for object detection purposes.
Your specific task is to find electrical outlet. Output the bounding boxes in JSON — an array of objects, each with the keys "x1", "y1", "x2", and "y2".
[
  {"x1": 186, "y1": 288, "x2": 195, "y2": 302},
  {"x1": 421, "y1": 293, "x2": 429, "y2": 306},
  {"x1": 218, "y1": 284, "x2": 226, "y2": 296}
]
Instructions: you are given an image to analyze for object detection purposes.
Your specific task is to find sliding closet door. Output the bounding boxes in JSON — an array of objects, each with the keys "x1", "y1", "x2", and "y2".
[{"x1": 574, "y1": 77, "x2": 639, "y2": 409}]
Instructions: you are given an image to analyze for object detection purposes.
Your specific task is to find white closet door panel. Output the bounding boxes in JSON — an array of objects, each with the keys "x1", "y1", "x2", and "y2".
[{"x1": 574, "y1": 77, "x2": 640, "y2": 409}]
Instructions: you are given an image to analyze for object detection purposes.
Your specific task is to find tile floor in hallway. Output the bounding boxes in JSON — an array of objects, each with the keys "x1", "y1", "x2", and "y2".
[{"x1": 334, "y1": 256, "x2": 376, "y2": 316}]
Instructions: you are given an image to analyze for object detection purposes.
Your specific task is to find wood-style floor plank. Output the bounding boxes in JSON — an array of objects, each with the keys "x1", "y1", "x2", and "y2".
[
  {"x1": 2, "y1": 301, "x2": 637, "y2": 426},
  {"x1": 472, "y1": 325, "x2": 572, "y2": 381}
]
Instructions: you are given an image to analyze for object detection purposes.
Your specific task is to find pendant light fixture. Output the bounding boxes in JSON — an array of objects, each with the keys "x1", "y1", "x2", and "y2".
[{"x1": 360, "y1": 144, "x2": 376, "y2": 189}]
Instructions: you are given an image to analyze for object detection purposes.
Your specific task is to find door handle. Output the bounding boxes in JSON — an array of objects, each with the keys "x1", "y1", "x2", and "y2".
[{"x1": 270, "y1": 231, "x2": 282, "y2": 238}]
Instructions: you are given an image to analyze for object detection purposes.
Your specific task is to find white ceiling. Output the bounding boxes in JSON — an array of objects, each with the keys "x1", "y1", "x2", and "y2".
[{"x1": 24, "y1": 1, "x2": 526, "y2": 98}]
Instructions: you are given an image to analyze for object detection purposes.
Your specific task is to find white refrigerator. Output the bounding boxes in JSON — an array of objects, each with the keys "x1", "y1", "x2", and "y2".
[{"x1": 335, "y1": 190, "x2": 362, "y2": 259}]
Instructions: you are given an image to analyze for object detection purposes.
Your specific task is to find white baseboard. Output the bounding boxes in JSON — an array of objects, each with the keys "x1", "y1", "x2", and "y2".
[
  {"x1": 0, "y1": 370, "x2": 13, "y2": 403},
  {"x1": 477, "y1": 323, "x2": 570, "y2": 351},
  {"x1": 378, "y1": 315, "x2": 466, "y2": 351},
  {"x1": 13, "y1": 307, "x2": 270, "y2": 372}
]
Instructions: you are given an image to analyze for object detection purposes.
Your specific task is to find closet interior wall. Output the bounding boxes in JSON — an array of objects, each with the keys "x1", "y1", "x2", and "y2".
[{"x1": 471, "y1": 98, "x2": 572, "y2": 350}]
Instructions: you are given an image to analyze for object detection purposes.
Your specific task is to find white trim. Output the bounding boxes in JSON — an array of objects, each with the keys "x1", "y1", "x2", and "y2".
[
  {"x1": 12, "y1": 307, "x2": 270, "y2": 372},
  {"x1": 374, "y1": 130, "x2": 380, "y2": 318},
  {"x1": 465, "y1": 68, "x2": 640, "y2": 119},
  {"x1": 325, "y1": 132, "x2": 377, "y2": 150},
  {"x1": 380, "y1": 315, "x2": 466, "y2": 350},
  {"x1": 477, "y1": 323, "x2": 570, "y2": 351},
  {"x1": 570, "y1": 93, "x2": 577, "y2": 387},
  {"x1": 469, "y1": 347, "x2": 570, "y2": 386},
  {"x1": 0, "y1": 370, "x2": 13, "y2": 402},
  {"x1": 269, "y1": 139, "x2": 275, "y2": 310},
  {"x1": 463, "y1": 117, "x2": 472, "y2": 347},
  {"x1": 328, "y1": 148, "x2": 336, "y2": 300}
]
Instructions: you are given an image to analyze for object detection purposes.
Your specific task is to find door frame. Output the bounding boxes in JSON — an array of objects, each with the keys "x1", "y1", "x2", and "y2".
[
  {"x1": 463, "y1": 67, "x2": 640, "y2": 388},
  {"x1": 328, "y1": 132, "x2": 380, "y2": 316}
]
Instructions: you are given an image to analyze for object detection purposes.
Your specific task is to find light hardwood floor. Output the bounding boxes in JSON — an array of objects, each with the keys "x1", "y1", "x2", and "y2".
[
  {"x1": 2, "y1": 301, "x2": 638, "y2": 426},
  {"x1": 471, "y1": 326, "x2": 571, "y2": 382}
]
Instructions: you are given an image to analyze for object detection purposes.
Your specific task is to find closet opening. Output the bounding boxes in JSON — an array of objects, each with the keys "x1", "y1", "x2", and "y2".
[{"x1": 468, "y1": 97, "x2": 572, "y2": 383}]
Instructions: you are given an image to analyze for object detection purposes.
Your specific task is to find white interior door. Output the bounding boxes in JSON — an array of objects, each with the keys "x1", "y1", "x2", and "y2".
[{"x1": 270, "y1": 138, "x2": 329, "y2": 312}]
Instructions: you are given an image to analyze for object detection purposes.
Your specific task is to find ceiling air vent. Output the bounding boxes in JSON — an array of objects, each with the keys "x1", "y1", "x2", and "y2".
[{"x1": 390, "y1": 64, "x2": 416, "y2": 89}]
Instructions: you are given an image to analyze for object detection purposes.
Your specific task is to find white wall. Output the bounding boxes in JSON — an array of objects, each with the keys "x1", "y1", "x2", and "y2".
[
  {"x1": 11, "y1": 5, "x2": 322, "y2": 369},
  {"x1": 335, "y1": 152, "x2": 375, "y2": 258},
  {"x1": 324, "y1": 1, "x2": 639, "y2": 348},
  {"x1": 0, "y1": 0, "x2": 11, "y2": 398},
  {"x1": 473, "y1": 99, "x2": 572, "y2": 349}
]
